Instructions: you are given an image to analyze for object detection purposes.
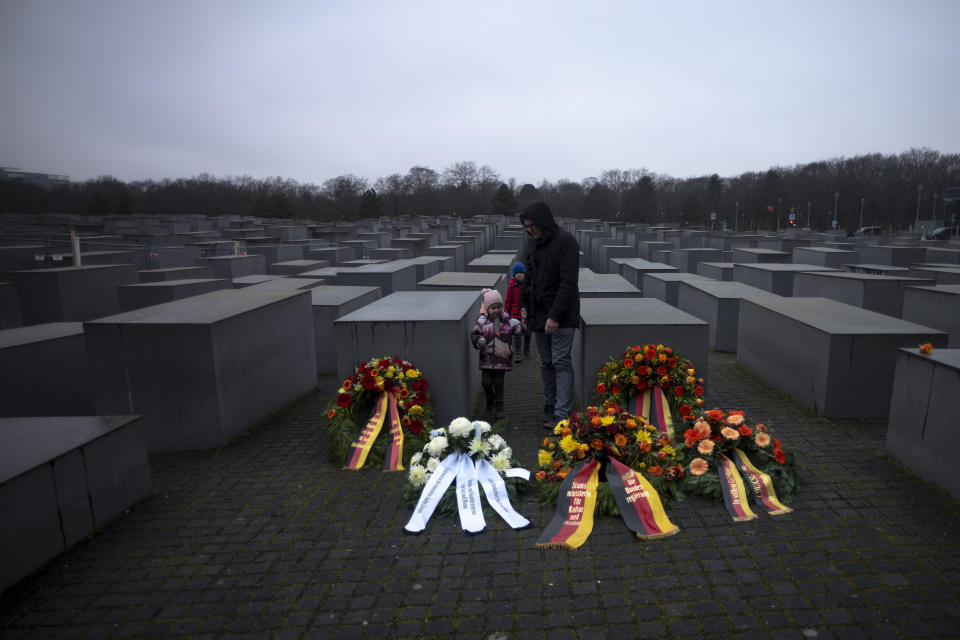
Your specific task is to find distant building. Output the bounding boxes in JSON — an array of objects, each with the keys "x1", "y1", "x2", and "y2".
[{"x1": 0, "y1": 167, "x2": 71, "y2": 189}]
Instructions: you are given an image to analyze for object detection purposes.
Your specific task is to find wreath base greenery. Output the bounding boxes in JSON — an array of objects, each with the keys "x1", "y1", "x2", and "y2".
[{"x1": 324, "y1": 396, "x2": 434, "y2": 468}]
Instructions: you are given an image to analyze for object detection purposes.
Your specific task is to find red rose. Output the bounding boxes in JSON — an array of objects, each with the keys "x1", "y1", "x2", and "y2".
[
  {"x1": 337, "y1": 393, "x2": 352, "y2": 407},
  {"x1": 773, "y1": 448, "x2": 786, "y2": 464},
  {"x1": 611, "y1": 385, "x2": 620, "y2": 395},
  {"x1": 658, "y1": 450, "x2": 667, "y2": 460},
  {"x1": 773, "y1": 438, "x2": 782, "y2": 449},
  {"x1": 378, "y1": 359, "x2": 390, "y2": 368},
  {"x1": 674, "y1": 386, "x2": 685, "y2": 396},
  {"x1": 361, "y1": 374, "x2": 376, "y2": 390},
  {"x1": 657, "y1": 366, "x2": 668, "y2": 376},
  {"x1": 695, "y1": 385, "x2": 703, "y2": 396},
  {"x1": 668, "y1": 357, "x2": 677, "y2": 367},
  {"x1": 597, "y1": 383, "x2": 607, "y2": 394},
  {"x1": 636, "y1": 379, "x2": 647, "y2": 390},
  {"x1": 679, "y1": 404, "x2": 691, "y2": 416},
  {"x1": 637, "y1": 366, "x2": 648, "y2": 376},
  {"x1": 624, "y1": 358, "x2": 634, "y2": 368},
  {"x1": 409, "y1": 419, "x2": 424, "y2": 434},
  {"x1": 646, "y1": 350, "x2": 656, "y2": 360}
]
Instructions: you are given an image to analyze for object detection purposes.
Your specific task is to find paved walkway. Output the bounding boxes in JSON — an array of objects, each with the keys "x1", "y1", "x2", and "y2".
[{"x1": 1, "y1": 351, "x2": 959, "y2": 639}]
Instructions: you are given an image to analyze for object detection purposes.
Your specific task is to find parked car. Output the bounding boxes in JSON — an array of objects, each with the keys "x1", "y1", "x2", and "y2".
[
  {"x1": 854, "y1": 226, "x2": 884, "y2": 236},
  {"x1": 927, "y1": 226, "x2": 960, "y2": 240}
]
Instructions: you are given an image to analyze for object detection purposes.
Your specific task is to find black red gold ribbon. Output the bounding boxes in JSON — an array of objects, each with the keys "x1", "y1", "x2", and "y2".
[
  {"x1": 632, "y1": 387, "x2": 675, "y2": 442},
  {"x1": 344, "y1": 392, "x2": 404, "y2": 471},
  {"x1": 731, "y1": 448, "x2": 793, "y2": 516},
  {"x1": 536, "y1": 455, "x2": 679, "y2": 549}
]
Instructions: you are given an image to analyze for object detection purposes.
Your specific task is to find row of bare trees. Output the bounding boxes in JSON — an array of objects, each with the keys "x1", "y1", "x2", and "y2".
[{"x1": 2, "y1": 150, "x2": 958, "y2": 231}]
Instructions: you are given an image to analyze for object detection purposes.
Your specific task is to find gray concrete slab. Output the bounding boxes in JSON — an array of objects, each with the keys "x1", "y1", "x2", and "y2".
[
  {"x1": 334, "y1": 262, "x2": 417, "y2": 294},
  {"x1": 577, "y1": 269, "x2": 642, "y2": 298},
  {"x1": 0, "y1": 415, "x2": 151, "y2": 592},
  {"x1": 196, "y1": 254, "x2": 267, "y2": 279},
  {"x1": 792, "y1": 271, "x2": 934, "y2": 318},
  {"x1": 696, "y1": 261, "x2": 734, "y2": 281},
  {"x1": 247, "y1": 277, "x2": 328, "y2": 291},
  {"x1": 574, "y1": 298, "x2": 709, "y2": 409},
  {"x1": 611, "y1": 258, "x2": 676, "y2": 290},
  {"x1": 0, "y1": 282, "x2": 22, "y2": 329},
  {"x1": 669, "y1": 248, "x2": 723, "y2": 273},
  {"x1": 792, "y1": 246, "x2": 859, "y2": 268},
  {"x1": 3, "y1": 264, "x2": 139, "y2": 325},
  {"x1": 118, "y1": 278, "x2": 230, "y2": 312},
  {"x1": 886, "y1": 347, "x2": 960, "y2": 498},
  {"x1": 733, "y1": 263, "x2": 838, "y2": 296},
  {"x1": 138, "y1": 266, "x2": 215, "y2": 283},
  {"x1": 902, "y1": 284, "x2": 960, "y2": 347},
  {"x1": 335, "y1": 291, "x2": 481, "y2": 425},
  {"x1": 737, "y1": 296, "x2": 948, "y2": 418},
  {"x1": 416, "y1": 271, "x2": 504, "y2": 293},
  {"x1": 465, "y1": 253, "x2": 515, "y2": 275},
  {"x1": 677, "y1": 280, "x2": 780, "y2": 352},
  {"x1": 310, "y1": 285, "x2": 381, "y2": 374},
  {"x1": 731, "y1": 247, "x2": 791, "y2": 263},
  {"x1": 0, "y1": 322, "x2": 93, "y2": 416},
  {"x1": 84, "y1": 289, "x2": 317, "y2": 452},
  {"x1": 858, "y1": 245, "x2": 926, "y2": 267},
  {"x1": 641, "y1": 272, "x2": 712, "y2": 306},
  {"x1": 267, "y1": 259, "x2": 330, "y2": 276}
]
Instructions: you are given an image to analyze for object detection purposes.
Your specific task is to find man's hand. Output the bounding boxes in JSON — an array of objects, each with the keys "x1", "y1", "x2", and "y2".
[
  {"x1": 545, "y1": 318, "x2": 559, "y2": 335},
  {"x1": 476, "y1": 337, "x2": 486, "y2": 348}
]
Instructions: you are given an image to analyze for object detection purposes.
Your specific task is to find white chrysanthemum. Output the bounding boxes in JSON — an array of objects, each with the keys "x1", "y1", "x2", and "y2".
[
  {"x1": 410, "y1": 452, "x2": 422, "y2": 465},
  {"x1": 488, "y1": 435, "x2": 504, "y2": 450},
  {"x1": 426, "y1": 436, "x2": 448, "y2": 457},
  {"x1": 426, "y1": 457, "x2": 439, "y2": 472},
  {"x1": 473, "y1": 420, "x2": 491, "y2": 433},
  {"x1": 491, "y1": 453, "x2": 510, "y2": 472},
  {"x1": 408, "y1": 464, "x2": 427, "y2": 487},
  {"x1": 499, "y1": 446, "x2": 513, "y2": 460},
  {"x1": 448, "y1": 417, "x2": 473, "y2": 438},
  {"x1": 469, "y1": 438, "x2": 490, "y2": 456}
]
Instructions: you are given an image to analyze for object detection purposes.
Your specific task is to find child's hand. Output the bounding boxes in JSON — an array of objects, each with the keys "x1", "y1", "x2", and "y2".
[{"x1": 476, "y1": 337, "x2": 486, "y2": 348}]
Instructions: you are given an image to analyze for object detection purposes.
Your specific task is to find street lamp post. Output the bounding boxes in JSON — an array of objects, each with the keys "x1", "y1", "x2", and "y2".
[
  {"x1": 932, "y1": 193, "x2": 938, "y2": 229},
  {"x1": 735, "y1": 200, "x2": 739, "y2": 232},
  {"x1": 833, "y1": 193, "x2": 839, "y2": 229},
  {"x1": 777, "y1": 198, "x2": 782, "y2": 232},
  {"x1": 859, "y1": 198, "x2": 865, "y2": 228},
  {"x1": 915, "y1": 185, "x2": 924, "y2": 237},
  {"x1": 807, "y1": 201, "x2": 811, "y2": 229}
]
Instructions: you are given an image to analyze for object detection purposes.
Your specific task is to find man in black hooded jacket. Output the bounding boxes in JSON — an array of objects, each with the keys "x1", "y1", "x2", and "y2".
[{"x1": 518, "y1": 201, "x2": 580, "y2": 428}]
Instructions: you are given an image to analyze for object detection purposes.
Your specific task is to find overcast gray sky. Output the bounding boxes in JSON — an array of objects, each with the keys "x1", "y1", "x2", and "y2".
[{"x1": 2, "y1": 1, "x2": 958, "y2": 187}]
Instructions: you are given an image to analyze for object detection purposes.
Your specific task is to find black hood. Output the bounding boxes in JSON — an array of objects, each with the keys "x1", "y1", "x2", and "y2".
[{"x1": 519, "y1": 201, "x2": 557, "y2": 230}]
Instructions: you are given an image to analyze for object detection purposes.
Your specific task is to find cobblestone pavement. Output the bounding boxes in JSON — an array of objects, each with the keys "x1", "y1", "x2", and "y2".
[{"x1": 2, "y1": 350, "x2": 960, "y2": 639}]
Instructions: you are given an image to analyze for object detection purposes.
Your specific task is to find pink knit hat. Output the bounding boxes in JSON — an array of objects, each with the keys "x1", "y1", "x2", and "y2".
[{"x1": 480, "y1": 288, "x2": 503, "y2": 314}]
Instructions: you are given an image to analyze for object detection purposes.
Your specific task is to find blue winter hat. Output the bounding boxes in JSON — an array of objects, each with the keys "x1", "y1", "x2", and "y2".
[{"x1": 511, "y1": 262, "x2": 526, "y2": 275}]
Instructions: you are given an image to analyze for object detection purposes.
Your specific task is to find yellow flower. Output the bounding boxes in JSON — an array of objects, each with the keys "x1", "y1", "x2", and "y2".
[
  {"x1": 662, "y1": 446, "x2": 676, "y2": 456},
  {"x1": 635, "y1": 430, "x2": 651, "y2": 444},
  {"x1": 337, "y1": 387, "x2": 345, "y2": 394},
  {"x1": 538, "y1": 449, "x2": 554, "y2": 466},
  {"x1": 560, "y1": 435, "x2": 579, "y2": 454},
  {"x1": 600, "y1": 415, "x2": 615, "y2": 427},
  {"x1": 406, "y1": 369, "x2": 420, "y2": 379},
  {"x1": 658, "y1": 353, "x2": 667, "y2": 363},
  {"x1": 408, "y1": 405, "x2": 424, "y2": 415}
]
